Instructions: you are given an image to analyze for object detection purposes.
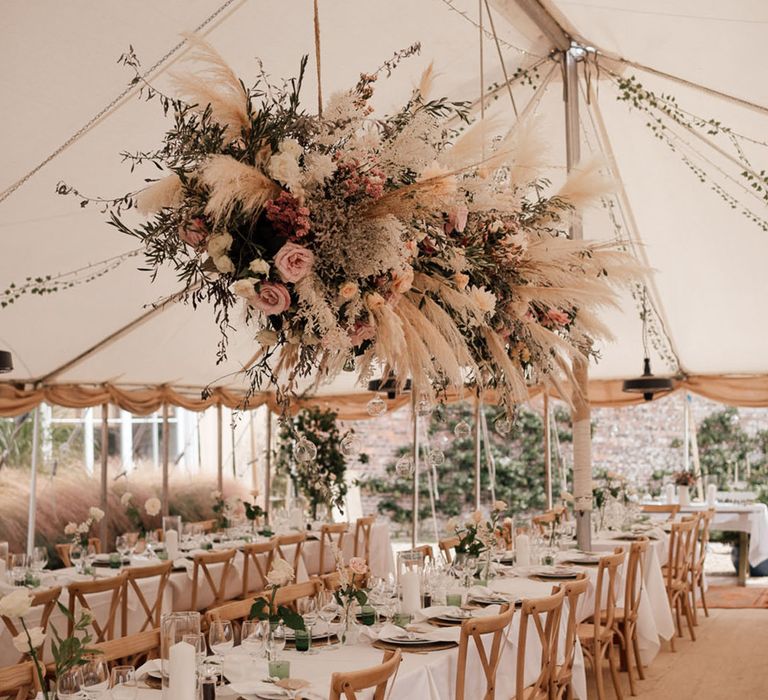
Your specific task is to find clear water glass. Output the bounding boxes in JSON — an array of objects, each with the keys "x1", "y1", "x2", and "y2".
[
  {"x1": 82, "y1": 654, "x2": 109, "y2": 699},
  {"x1": 240, "y1": 621, "x2": 263, "y2": 658},
  {"x1": 31, "y1": 546, "x2": 48, "y2": 572},
  {"x1": 109, "y1": 665, "x2": 137, "y2": 700},
  {"x1": 208, "y1": 619, "x2": 234, "y2": 660},
  {"x1": 56, "y1": 667, "x2": 84, "y2": 699},
  {"x1": 266, "y1": 622, "x2": 286, "y2": 660},
  {"x1": 299, "y1": 597, "x2": 319, "y2": 654}
]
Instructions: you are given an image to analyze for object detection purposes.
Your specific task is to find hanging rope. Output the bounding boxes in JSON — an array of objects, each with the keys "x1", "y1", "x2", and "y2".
[
  {"x1": 479, "y1": 410, "x2": 497, "y2": 502},
  {"x1": 482, "y1": 0, "x2": 518, "y2": 118},
  {"x1": 0, "y1": 0, "x2": 244, "y2": 207},
  {"x1": 478, "y1": 0, "x2": 486, "y2": 160},
  {"x1": 313, "y1": 0, "x2": 323, "y2": 116}
]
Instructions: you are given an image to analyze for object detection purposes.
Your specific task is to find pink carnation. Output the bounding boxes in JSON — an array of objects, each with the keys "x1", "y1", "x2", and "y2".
[
  {"x1": 274, "y1": 242, "x2": 314, "y2": 283},
  {"x1": 178, "y1": 218, "x2": 209, "y2": 248},
  {"x1": 546, "y1": 309, "x2": 570, "y2": 326},
  {"x1": 250, "y1": 282, "x2": 292, "y2": 315},
  {"x1": 444, "y1": 205, "x2": 468, "y2": 234}
]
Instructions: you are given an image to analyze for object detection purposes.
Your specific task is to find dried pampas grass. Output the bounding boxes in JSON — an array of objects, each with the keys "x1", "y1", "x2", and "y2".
[
  {"x1": 199, "y1": 155, "x2": 279, "y2": 224},
  {"x1": 135, "y1": 173, "x2": 182, "y2": 214},
  {"x1": 555, "y1": 157, "x2": 614, "y2": 210}
]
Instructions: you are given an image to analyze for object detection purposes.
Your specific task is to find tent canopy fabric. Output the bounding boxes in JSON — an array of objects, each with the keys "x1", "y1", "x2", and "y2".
[{"x1": 1, "y1": 0, "x2": 766, "y2": 414}]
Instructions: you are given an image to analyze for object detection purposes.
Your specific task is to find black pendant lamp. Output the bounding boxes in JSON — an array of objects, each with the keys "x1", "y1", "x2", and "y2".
[
  {"x1": 622, "y1": 291, "x2": 674, "y2": 401},
  {"x1": 0, "y1": 350, "x2": 12, "y2": 374}
]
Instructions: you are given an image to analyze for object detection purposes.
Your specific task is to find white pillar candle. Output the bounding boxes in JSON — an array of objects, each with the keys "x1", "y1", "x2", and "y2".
[
  {"x1": 400, "y1": 569, "x2": 421, "y2": 615},
  {"x1": 515, "y1": 534, "x2": 530, "y2": 567},
  {"x1": 167, "y1": 641, "x2": 195, "y2": 700},
  {"x1": 707, "y1": 484, "x2": 717, "y2": 507},
  {"x1": 165, "y1": 530, "x2": 179, "y2": 561},
  {"x1": 665, "y1": 484, "x2": 675, "y2": 504}
]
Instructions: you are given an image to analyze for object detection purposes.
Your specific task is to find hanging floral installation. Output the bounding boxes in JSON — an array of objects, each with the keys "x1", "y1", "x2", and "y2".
[{"x1": 65, "y1": 36, "x2": 638, "y2": 416}]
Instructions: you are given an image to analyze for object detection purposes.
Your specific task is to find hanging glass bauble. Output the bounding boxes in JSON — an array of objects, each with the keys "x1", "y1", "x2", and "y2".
[
  {"x1": 416, "y1": 396, "x2": 433, "y2": 418},
  {"x1": 343, "y1": 356, "x2": 356, "y2": 372},
  {"x1": 293, "y1": 438, "x2": 317, "y2": 463},
  {"x1": 494, "y1": 417, "x2": 512, "y2": 436},
  {"x1": 428, "y1": 448, "x2": 445, "y2": 467},
  {"x1": 395, "y1": 455, "x2": 414, "y2": 477},
  {"x1": 454, "y1": 420, "x2": 471, "y2": 439},
  {"x1": 340, "y1": 433, "x2": 359, "y2": 458},
  {"x1": 366, "y1": 395, "x2": 387, "y2": 417}
]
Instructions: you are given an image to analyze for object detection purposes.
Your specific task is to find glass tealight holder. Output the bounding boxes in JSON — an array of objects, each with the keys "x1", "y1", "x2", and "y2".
[
  {"x1": 268, "y1": 659, "x2": 290, "y2": 680},
  {"x1": 294, "y1": 630, "x2": 310, "y2": 652}
]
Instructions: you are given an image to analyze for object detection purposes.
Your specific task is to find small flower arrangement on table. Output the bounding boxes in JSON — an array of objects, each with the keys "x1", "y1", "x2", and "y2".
[
  {"x1": 330, "y1": 547, "x2": 370, "y2": 643},
  {"x1": 242, "y1": 498, "x2": 266, "y2": 535},
  {"x1": 672, "y1": 470, "x2": 696, "y2": 487},
  {"x1": 248, "y1": 558, "x2": 305, "y2": 632},
  {"x1": 0, "y1": 589, "x2": 96, "y2": 700},
  {"x1": 121, "y1": 492, "x2": 162, "y2": 538},
  {"x1": 453, "y1": 500, "x2": 507, "y2": 558},
  {"x1": 63, "y1": 507, "x2": 105, "y2": 548}
]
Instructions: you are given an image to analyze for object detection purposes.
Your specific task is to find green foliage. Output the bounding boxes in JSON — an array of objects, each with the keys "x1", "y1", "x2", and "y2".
[
  {"x1": 243, "y1": 501, "x2": 264, "y2": 521},
  {"x1": 50, "y1": 605, "x2": 99, "y2": 678},
  {"x1": 249, "y1": 594, "x2": 304, "y2": 631},
  {"x1": 275, "y1": 407, "x2": 354, "y2": 519},
  {"x1": 363, "y1": 402, "x2": 572, "y2": 534}
]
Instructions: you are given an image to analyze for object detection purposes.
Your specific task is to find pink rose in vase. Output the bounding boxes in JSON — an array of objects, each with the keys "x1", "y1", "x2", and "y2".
[
  {"x1": 274, "y1": 242, "x2": 315, "y2": 283},
  {"x1": 250, "y1": 282, "x2": 292, "y2": 315},
  {"x1": 178, "y1": 218, "x2": 209, "y2": 248}
]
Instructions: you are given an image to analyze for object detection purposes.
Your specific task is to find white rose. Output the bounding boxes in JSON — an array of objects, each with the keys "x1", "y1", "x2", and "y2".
[
  {"x1": 64, "y1": 522, "x2": 77, "y2": 536},
  {"x1": 303, "y1": 153, "x2": 337, "y2": 187},
  {"x1": 144, "y1": 497, "x2": 161, "y2": 517},
  {"x1": 12, "y1": 626, "x2": 45, "y2": 653},
  {"x1": 207, "y1": 233, "x2": 233, "y2": 258},
  {"x1": 278, "y1": 138, "x2": 303, "y2": 158},
  {"x1": 266, "y1": 557, "x2": 295, "y2": 588},
  {"x1": 120, "y1": 492, "x2": 133, "y2": 507},
  {"x1": 0, "y1": 590, "x2": 33, "y2": 618},
  {"x1": 231, "y1": 279, "x2": 257, "y2": 299},
  {"x1": 77, "y1": 522, "x2": 91, "y2": 535},
  {"x1": 89, "y1": 507, "x2": 105, "y2": 522},
  {"x1": 249, "y1": 259, "x2": 270, "y2": 276},
  {"x1": 213, "y1": 255, "x2": 235, "y2": 274},
  {"x1": 268, "y1": 152, "x2": 303, "y2": 194},
  {"x1": 211, "y1": 490, "x2": 222, "y2": 501},
  {"x1": 493, "y1": 500, "x2": 508, "y2": 512}
]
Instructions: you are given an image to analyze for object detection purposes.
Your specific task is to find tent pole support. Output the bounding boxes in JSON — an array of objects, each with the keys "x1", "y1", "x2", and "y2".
[
  {"x1": 474, "y1": 393, "x2": 482, "y2": 510},
  {"x1": 411, "y1": 390, "x2": 420, "y2": 549},
  {"x1": 216, "y1": 404, "x2": 224, "y2": 493},
  {"x1": 543, "y1": 393, "x2": 553, "y2": 510},
  {"x1": 100, "y1": 403, "x2": 109, "y2": 547},
  {"x1": 26, "y1": 407, "x2": 40, "y2": 556},
  {"x1": 161, "y1": 404, "x2": 170, "y2": 517}
]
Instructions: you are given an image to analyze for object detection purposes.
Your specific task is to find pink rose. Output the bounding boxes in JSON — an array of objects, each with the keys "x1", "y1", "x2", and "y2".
[
  {"x1": 250, "y1": 282, "x2": 291, "y2": 315},
  {"x1": 444, "y1": 204, "x2": 468, "y2": 234},
  {"x1": 178, "y1": 218, "x2": 209, "y2": 248},
  {"x1": 349, "y1": 557, "x2": 368, "y2": 576},
  {"x1": 546, "y1": 309, "x2": 570, "y2": 326},
  {"x1": 274, "y1": 242, "x2": 314, "y2": 283},
  {"x1": 349, "y1": 321, "x2": 376, "y2": 346}
]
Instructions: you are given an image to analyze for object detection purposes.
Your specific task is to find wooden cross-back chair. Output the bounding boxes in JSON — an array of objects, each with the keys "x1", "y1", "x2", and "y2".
[
  {"x1": 190, "y1": 548, "x2": 236, "y2": 611},
  {"x1": 89, "y1": 628, "x2": 161, "y2": 669},
  {"x1": 615, "y1": 538, "x2": 649, "y2": 696},
  {"x1": 275, "y1": 532, "x2": 306, "y2": 580},
  {"x1": 516, "y1": 588, "x2": 566, "y2": 700},
  {"x1": 577, "y1": 549, "x2": 625, "y2": 700},
  {"x1": 318, "y1": 523, "x2": 348, "y2": 576},
  {"x1": 67, "y1": 572, "x2": 127, "y2": 642},
  {"x1": 241, "y1": 539, "x2": 277, "y2": 599},
  {"x1": 187, "y1": 519, "x2": 217, "y2": 534},
  {"x1": 412, "y1": 544, "x2": 435, "y2": 564},
  {"x1": 1, "y1": 586, "x2": 62, "y2": 664},
  {"x1": 353, "y1": 516, "x2": 375, "y2": 563},
  {"x1": 691, "y1": 508, "x2": 715, "y2": 623},
  {"x1": 0, "y1": 660, "x2": 39, "y2": 700},
  {"x1": 551, "y1": 574, "x2": 589, "y2": 700},
  {"x1": 121, "y1": 560, "x2": 172, "y2": 636},
  {"x1": 329, "y1": 649, "x2": 402, "y2": 700},
  {"x1": 438, "y1": 537, "x2": 460, "y2": 565},
  {"x1": 321, "y1": 568, "x2": 367, "y2": 594},
  {"x1": 55, "y1": 538, "x2": 102, "y2": 567},
  {"x1": 640, "y1": 504, "x2": 681, "y2": 521},
  {"x1": 455, "y1": 604, "x2": 514, "y2": 700},
  {"x1": 665, "y1": 515, "x2": 699, "y2": 650}
]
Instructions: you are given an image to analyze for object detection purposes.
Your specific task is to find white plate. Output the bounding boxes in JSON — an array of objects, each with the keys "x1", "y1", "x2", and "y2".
[
  {"x1": 470, "y1": 595, "x2": 517, "y2": 606},
  {"x1": 380, "y1": 634, "x2": 433, "y2": 646},
  {"x1": 531, "y1": 567, "x2": 579, "y2": 579}
]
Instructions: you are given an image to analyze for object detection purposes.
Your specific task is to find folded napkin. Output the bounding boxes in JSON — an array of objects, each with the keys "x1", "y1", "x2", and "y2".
[
  {"x1": 363, "y1": 622, "x2": 461, "y2": 644},
  {"x1": 174, "y1": 558, "x2": 194, "y2": 576},
  {"x1": 135, "y1": 658, "x2": 162, "y2": 679},
  {"x1": 228, "y1": 681, "x2": 288, "y2": 698},
  {"x1": 412, "y1": 605, "x2": 465, "y2": 622}
]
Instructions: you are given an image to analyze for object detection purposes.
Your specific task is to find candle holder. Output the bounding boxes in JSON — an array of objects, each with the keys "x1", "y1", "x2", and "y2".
[
  {"x1": 397, "y1": 550, "x2": 425, "y2": 617},
  {"x1": 160, "y1": 612, "x2": 201, "y2": 694}
]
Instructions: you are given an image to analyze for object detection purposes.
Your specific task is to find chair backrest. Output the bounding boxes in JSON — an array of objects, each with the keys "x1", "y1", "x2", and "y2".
[
  {"x1": 694, "y1": 509, "x2": 715, "y2": 574},
  {"x1": 413, "y1": 544, "x2": 435, "y2": 564},
  {"x1": 67, "y1": 572, "x2": 127, "y2": 642},
  {"x1": 329, "y1": 649, "x2": 402, "y2": 700},
  {"x1": 591, "y1": 549, "x2": 625, "y2": 639},
  {"x1": 188, "y1": 519, "x2": 217, "y2": 534},
  {"x1": 0, "y1": 660, "x2": 38, "y2": 700},
  {"x1": 241, "y1": 539, "x2": 277, "y2": 598},
  {"x1": 191, "y1": 548, "x2": 236, "y2": 611},
  {"x1": 55, "y1": 538, "x2": 102, "y2": 567},
  {"x1": 90, "y1": 628, "x2": 161, "y2": 668},
  {"x1": 319, "y1": 523, "x2": 348, "y2": 576},
  {"x1": 273, "y1": 578, "x2": 323, "y2": 611},
  {"x1": 624, "y1": 538, "x2": 649, "y2": 625},
  {"x1": 275, "y1": 532, "x2": 306, "y2": 579},
  {"x1": 532, "y1": 511, "x2": 557, "y2": 535},
  {"x1": 1, "y1": 586, "x2": 62, "y2": 663},
  {"x1": 552, "y1": 575, "x2": 589, "y2": 698},
  {"x1": 455, "y1": 604, "x2": 514, "y2": 700},
  {"x1": 321, "y1": 568, "x2": 367, "y2": 593},
  {"x1": 666, "y1": 515, "x2": 699, "y2": 591},
  {"x1": 121, "y1": 560, "x2": 173, "y2": 635},
  {"x1": 516, "y1": 588, "x2": 566, "y2": 700},
  {"x1": 354, "y1": 516, "x2": 376, "y2": 561},
  {"x1": 438, "y1": 536, "x2": 460, "y2": 564},
  {"x1": 640, "y1": 504, "x2": 681, "y2": 520}
]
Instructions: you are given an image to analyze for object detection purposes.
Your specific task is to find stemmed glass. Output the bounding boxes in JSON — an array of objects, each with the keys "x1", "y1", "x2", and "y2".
[
  {"x1": 298, "y1": 597, "x2": 319, "y2": 654},
  {"x1": 56, "y1": 667, "x2": 84, "y2": 699},
  {"x1": 265, "y1": 622, "x2": 286, "y2": 661},
  {"x1": 464, "y1": 556, "x2": 477, "y2": 588},
  {"x1": 82, "y1": 654, "x2": 109, "y2": 699},
  {"x1": 84, "y1": 544, "x2": 98, "y2": 573},
  {"x1": 9, "y1": 554, "x2": 27, "y2": 586},
  {"x1": 31, "y1": 546, "x2": 48, "y2": 574},
  {"x1": 208, "y1": 619, "x2": 234, "y2": 661},
  {"x1": 317, "y1": 590, "x2": 339, "y2": 649},
  {"x1": 109, "y1": 666, "x2": 137, "y2": 700},
  {"x1": 69, "y1": 544, "x2": 84, "y2": 573},
  {"x1": 115, "y1": 535, "x2": 132, "y2": 564},
  {"x1": 240, "y1": 621, "x2": 264, "y2": 659}
]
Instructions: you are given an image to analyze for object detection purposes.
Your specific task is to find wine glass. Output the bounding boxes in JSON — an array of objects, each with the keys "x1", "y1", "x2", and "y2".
[
  {"x1": 109, "y1": 666, "x2": 137, "y2": 700},
  {"x1": 31, "y1": 546, "x2": 48, "y2": 573},
  {"x1": 56, "y1": 667, "x2": 84, "y2": 699},
  {"x1": 464, "y1": 556, "x2": 477, "y2": 588},
  {"x1": 240, "y1": 621, "x2": 264, "y2": 658},
  {"x1": 298, "y1": 597, "x2": 319, "y2": 654},
  {"x1": 69, "y1": 543, "x2": 84, "y2": 573},
  {"x1": 318, "y1": 590, "x2": 339, "y2": 648},
  {"x1": 84, "y1": 544, "x2": 98, "y2": 573},
  {"x1": 82, "y1": 654, "x2": 109, "y2": 699},
  {"x1": 265, "y1": 622, "x2": 286, "y2": 661},
  {"x1": 9, "y1": 553, "x2": 27, "y2": 586},
  {"x1": 115, "y1": 535, "x2": 131, "y2": 562},
  {"x1": 208, "y1": 619, "x2": 234, "y2": 661}
]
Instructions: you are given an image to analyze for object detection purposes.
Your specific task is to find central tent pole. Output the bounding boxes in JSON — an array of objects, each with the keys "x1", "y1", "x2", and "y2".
[
  {"x1": 100, "y1": 403, "x2": 109, "y2": 546},
  {"x1": 216, "y1": 404, "x2": 224, "y2": 493},
  {"x1": 161, "y1": 403, "x2": 170, "y2": 517},
  {"x1": 26, "y1": 407, "x2": 40, "y2": 556},
  {"x1": 543, "y1": 393, "x2": 553, "y2": 510},
  {"x1": 474, "y1": 393, "x2": 482, "y2": 510},
  {"x1": 411, "y1": 390, "x2": 420, "y2": 548}
]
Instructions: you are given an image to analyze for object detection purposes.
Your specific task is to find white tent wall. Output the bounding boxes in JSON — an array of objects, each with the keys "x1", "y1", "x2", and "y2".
[{"x1": 1, "y1": 0, "x2": 767, "y2": 410}]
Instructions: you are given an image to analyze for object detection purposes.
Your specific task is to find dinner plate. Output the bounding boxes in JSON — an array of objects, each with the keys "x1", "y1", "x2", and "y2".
[
  {"x1": 470, "y1": 595, "x2": 517, "y2": 606},
  {"x1": 562, "y1": 556, "x2": 600, "y2": 565},
  {"x1": 380, "y1": 634, "x2": 434, "y2": 646},
  {"x1": 531, "y1": 567, "x2": 579, "y2": 580},
  {"x1": 285, "y1": 622, "x2": 336, "y2": 640},
  {"x1": 432, "y1": 611, "x2": 474, "y2": 624}
]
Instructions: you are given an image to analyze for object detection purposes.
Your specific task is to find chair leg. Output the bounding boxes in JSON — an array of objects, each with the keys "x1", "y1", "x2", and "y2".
[
  {"x1": 683, "y1": 593, "x2": 697, "y2": 642},
  {"x1": 632, "y1": 631, "x2": 645, "y2": 680},
  {"x1": 699, "y1": 577, "x2": 710, "y2": 618},
  {"x1": 593, "y1": 644, "x2": 607, "y2": 700},
  {"x1": 690, "y1": 577, "x2": 699, "y2": 626},
  {"x1": 675, "y1": 597, "x2": 683, "y2": 638},
  {"x1": 624, "y1": 630, "x2": 637, "y2": 696},
  {"x1": 608, "y1": 641, "x2": 624, "y2": 700}
]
